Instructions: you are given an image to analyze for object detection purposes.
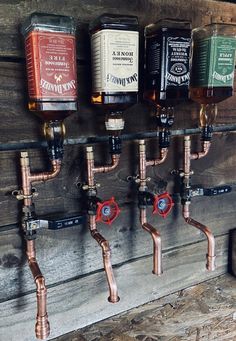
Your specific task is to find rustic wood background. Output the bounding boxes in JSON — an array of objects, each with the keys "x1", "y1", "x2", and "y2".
[{"x1": 0, "y1": 0, "x2": 236, "y2": 340}]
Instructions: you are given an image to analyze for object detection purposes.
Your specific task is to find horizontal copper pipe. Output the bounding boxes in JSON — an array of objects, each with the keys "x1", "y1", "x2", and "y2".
[
  {"x1": 27, "y1": 240, "x2": 50, "y2": 339},
  {"x1": 140, "y1": 208, "x2": 162, "y2": 275},
  {"x1": 93, "y1": 154, "x2": 120, "y2": 174},
  {"x1": 89, "y1": 215, "x2": 119, "y2": 303}
]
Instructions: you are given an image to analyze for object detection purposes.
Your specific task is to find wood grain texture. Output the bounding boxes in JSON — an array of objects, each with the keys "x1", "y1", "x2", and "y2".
[
  {"x1": 0, "y1": 0, "x2": 235, "y2": 338},
  {"x1": 54, "y1": 274, "x2": 236, "y2": 341},
  {"x1": 0, "y1": 0, "x2": 235, "y2": 58},
  {"x1": 0, "y1": 234, "x2": 228, "y2": 341},
  {"x1": 0, "y1": 191, "x2": 235, "y2": 302}
]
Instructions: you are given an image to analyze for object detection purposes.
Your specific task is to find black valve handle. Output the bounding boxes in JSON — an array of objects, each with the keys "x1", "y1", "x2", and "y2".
[{"x1": 203, "y1": 185, "x2": 232, "y2": 196}]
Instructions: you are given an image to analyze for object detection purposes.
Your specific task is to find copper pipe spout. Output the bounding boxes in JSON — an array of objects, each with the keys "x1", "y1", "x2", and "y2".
[
  {"x1": 140, "y1": 208, "x2": 162, "y2": 275},
  {"x1": 182, "y1": 136, "x2": 215, "y2": 271},
  {"x1": 20, "y1": 151, "x2": 62, "y2": 339},
  {"x1": 89, "y1": 215, "x2": 119, "y2": 303},
  {"x1": 27, "y1": 240, "x2": 50, "y2": 339},
  {"x1": 86, "y1": 146, "x2": 119, "y2": 303},
  {"x1": 138, "y1": 140, "x2": 163, "y2": 275}
]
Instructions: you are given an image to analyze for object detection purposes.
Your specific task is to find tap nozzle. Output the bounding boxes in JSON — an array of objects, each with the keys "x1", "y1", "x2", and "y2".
[{"x1": 43, "y1": 120, "x2": 65, "y2": 160}]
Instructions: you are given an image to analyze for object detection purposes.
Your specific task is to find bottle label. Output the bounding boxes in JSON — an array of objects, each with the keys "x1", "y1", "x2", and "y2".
[
  {"x1": 191, "y1": 36, "x2": 236, "y2": 87},
  {"x1": 146, "y1": 35, "x2": 191, "y2": 90},
  {"x1": 91, "y1": 29, "x2": 139, "y2": 92},
  {"x1": 166, "y1": 37, "x2": 191, "y2": 87},
  {"x1": 25, "y1": 31, "x2": 77, "y2": 100}
]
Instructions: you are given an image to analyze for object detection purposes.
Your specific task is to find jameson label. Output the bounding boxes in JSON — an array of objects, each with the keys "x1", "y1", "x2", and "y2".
[
  {"x1": 91, "y1": 29, "x2": 139, "y2": 92},
  {"x1": 25, "y1": 31, "x2": 77, "y2": 100},
  {"x1": 191, "y1": 36, "x2": 236, "y2": 87},
  {"x1": 146, "y1": 35, "x2": 191, "y2": 90}
]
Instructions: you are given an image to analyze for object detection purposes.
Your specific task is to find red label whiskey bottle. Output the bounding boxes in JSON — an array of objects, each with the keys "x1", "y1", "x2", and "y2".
[{"x1": 21, "y1": 13, "x2": 78, "y2": 121}]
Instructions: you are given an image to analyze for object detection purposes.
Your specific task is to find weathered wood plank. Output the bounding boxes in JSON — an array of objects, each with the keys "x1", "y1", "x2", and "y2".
[
  {"x1": 0, "y1": 0, "x2": 235, "y2": 58},
  {"x1": 0, "y1": 190, "x2": 235, "y2": 302},
  {"x1": 230, "y1": 228, "x2": 236, "y2": 276},
  {"x1": 0, "y1": 234, "x2": 228, "y2": 341},
  {"x1": 57, "y1": 274, "x2": 236, "y2": 341},
  {"x1": 1, "y1": 131, "x2": 236, "y2": 227}
]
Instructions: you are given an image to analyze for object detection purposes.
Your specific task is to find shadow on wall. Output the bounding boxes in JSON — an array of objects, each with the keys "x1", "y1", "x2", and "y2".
[{"x1": 228, "y1": 228, "x2": 236, "y2": 276}]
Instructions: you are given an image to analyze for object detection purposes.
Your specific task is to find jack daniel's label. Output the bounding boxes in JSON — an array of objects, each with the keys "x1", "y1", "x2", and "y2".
[
  {"x1": 146, "y1": 35, "x2": 191, "y2": 90},
  {"x1": 25, "y1": 31, "x2": 77, "y2": 100},
  {"x1": 191, "y1": 36, "x2": 236, "y2": 88},
  {"x1": 91, "y1": 29, "x2": 139, "y2": 92}
]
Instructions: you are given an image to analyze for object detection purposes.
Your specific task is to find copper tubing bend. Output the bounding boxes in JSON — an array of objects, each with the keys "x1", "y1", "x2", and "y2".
[
  {"x1": 89, "y1": 215, "x2": 119, "y2": 303},
  {"x1": 139, "y1": 140, "x2": 166, "y2": 275},
  {"x1": 183, "y1": 136, "x2": 215, "y2": 271},
  {"x1": 140, "y1": 208, "x2": 162, "y2": 275},
  {"x1": 86, "y1": 146, "x2": 120, "y2": 303},
  {"x1": 20, "y1": 151, "x2": 62, "y2": 339}
]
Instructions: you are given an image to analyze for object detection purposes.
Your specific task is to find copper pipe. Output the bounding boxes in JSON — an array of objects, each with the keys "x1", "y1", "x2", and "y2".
[
  {"x1": 93, "y1": 154, "x2": 120, "y2": 174},
  {"x1": 140, "y1": 208, "x2": 162, "y2": 275},
  {"x1": 89, "y1": 215, "x2": 119, "y2": 303},
  {"x1": 86, "y1": 146, "x2": 119, "y2": 303},
  {"x1": 20, "y1": 151, "x2": 61, "y2": 339},
  {"x1": 26, "y1": 240, "x2": 50, "y2": 339},
  {"x1": 191, "y1": 140, "x2": 211, "y2": 160},
  {"x1": 182, "y1": 136, "x2": 216, "y2": 271},
  {"x1": 138, "y1": 140, "x2": 163, "y2": 275},
  {"x1": 146, "y1": 147, "x2": 168, "y2": 167}
]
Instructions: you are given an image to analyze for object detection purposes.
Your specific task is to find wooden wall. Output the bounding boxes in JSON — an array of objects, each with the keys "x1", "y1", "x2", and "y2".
[{"x1": 0, "y1": 1, "x2": 236, "y2": 340}]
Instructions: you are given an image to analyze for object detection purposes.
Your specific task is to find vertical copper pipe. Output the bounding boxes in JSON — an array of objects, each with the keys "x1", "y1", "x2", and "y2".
[
  {"x1": 182, "y1": 137, "x2": 216, "y2": 271},
  {"x1": 26, "y1": 240, "x2": 49, "y2": 339},
  {"x1": 86, "y1": 146, "x2": 119, "y2": 303},
  {"x1": 20, "y1": 151, "x2": 61, "y2": 339},
  {"x1": 138, "y1": 140, "x2": 162, "y2": 276},
  {"x1": 140, "y1": 208, "x2": 162, "y2": 275}
]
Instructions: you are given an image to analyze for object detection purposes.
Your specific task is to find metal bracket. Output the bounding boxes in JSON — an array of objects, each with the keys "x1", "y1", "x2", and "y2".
[{"x1": 12, "y1": 187, "x2": 38, "y2": 200}]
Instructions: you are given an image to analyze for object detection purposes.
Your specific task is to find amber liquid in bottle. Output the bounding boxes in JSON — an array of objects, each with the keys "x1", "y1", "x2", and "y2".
[
  {"x1": 90, "y1": 14, "x2": 139, "y2": 111},
  {"x1": 22, "y1": 13, "x2": 78, "y2": 121},
  {"x1": 190, "y1": 22, "x2": 236, "y2": 106},
  {"x1": 144, "y1": 19, "x2": 191, "y2": 107}
]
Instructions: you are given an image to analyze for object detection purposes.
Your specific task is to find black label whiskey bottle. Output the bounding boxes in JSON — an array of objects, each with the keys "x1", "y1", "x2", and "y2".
[{"x1": 144, "y1": 19, "x2": 191, "y2": 106}]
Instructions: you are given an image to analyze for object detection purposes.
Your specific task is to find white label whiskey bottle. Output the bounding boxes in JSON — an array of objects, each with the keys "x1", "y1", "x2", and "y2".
[
  {"x1": 90, "y1": 14, "x2": 139, "y2": 111},
  {"x1": 144, "y1": 19, "x2": 191, "y2": 106},
  {"x1": 21, "y1": 13, "x2": 78, "y2": 122},
  {"x1": 190, "y1": 20, "x2": 236, "y2": 106}
]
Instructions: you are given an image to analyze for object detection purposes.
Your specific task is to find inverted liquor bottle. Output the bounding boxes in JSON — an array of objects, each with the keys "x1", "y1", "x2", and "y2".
[
  {"x1": 89, "y1": 13, "x2": 139, "y2": 111},
  {"x1": 190, "y1": 21, "x2": 236, "y2": 106},
  {"x1": 21, "y1": 12, "x2": 78, "y2": 122},
  {"x1": 144, "y1": 19, "x2": 192, "y2": 107}
]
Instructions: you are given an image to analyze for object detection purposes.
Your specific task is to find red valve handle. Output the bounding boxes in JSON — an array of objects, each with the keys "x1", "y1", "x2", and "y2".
[
  {"x1": 152, "y1": 192, "x2": 174, "y2": 218},
  {"x1": 96, "y1": 197, "x2": 121, "y2": 225}
]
